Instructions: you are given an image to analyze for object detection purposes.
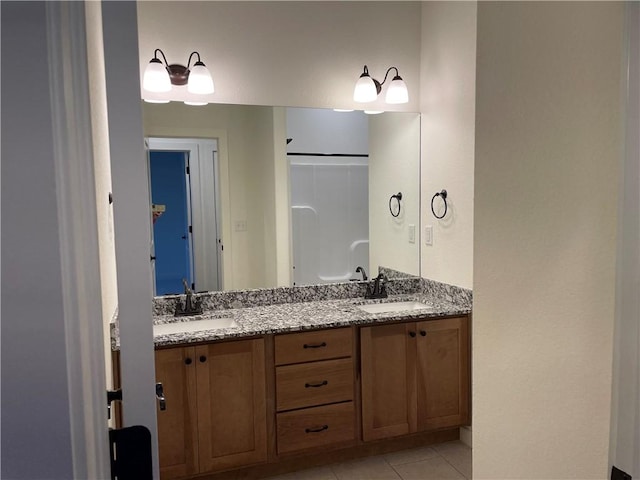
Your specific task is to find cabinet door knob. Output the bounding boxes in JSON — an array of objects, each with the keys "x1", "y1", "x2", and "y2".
[
  {"x1": 409, "y1": 331, "x2": 416, "y2": 338},
  {"x1": 199, "y1": 355, "x2": 207, "y2": 363},
  {"x1": 184, "y1": 357, "x2": 192, "y2": 365},
  {"x1": 420, "y1": 331, "x2": 426, "y2": 337}
]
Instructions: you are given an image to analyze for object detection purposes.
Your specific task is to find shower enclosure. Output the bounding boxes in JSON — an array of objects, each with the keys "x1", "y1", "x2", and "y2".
[{"x1": 287, "y1": 108, "x2": 369, "y2": 286}]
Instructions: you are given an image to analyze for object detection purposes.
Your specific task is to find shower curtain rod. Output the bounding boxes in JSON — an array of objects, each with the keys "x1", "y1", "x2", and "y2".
[{"x1": 287, "y1": 152, "x2": 368, "y2": 157}]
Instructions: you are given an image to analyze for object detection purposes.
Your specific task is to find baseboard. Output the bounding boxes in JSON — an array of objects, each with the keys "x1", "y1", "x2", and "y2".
[{"x1": 459, "y1": 426, "x2": 472, "y2": 448}]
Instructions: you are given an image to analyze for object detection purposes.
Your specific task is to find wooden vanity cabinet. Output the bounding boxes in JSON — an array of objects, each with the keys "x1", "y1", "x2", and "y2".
[
  {"x1": 274, "y1": 327, "x2": 356, "y2": 454},
  {"x1": 155, "y1": 338, "x2": 267, "y2": 479},
  {"x1": 360, "y1": 316, "x2": 470, "y2": 442}
]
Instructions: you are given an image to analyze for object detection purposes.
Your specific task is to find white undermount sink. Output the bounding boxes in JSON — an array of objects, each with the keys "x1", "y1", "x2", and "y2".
[
  {"x1": 153, "y1": 317, "x2": 237, "y2": 336},
  {"x1": 357, "y1": 301, "x2": 432, "y2": 314}
]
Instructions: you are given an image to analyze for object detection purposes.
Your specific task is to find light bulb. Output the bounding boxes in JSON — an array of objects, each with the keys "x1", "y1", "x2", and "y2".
[
  {"x1": 353, "y1": 74, "x2": 377, "y2": 102},
  {"x1": 187, "y1": 62, "x2": 214, "y2": 95},
  {"x1": 385, "y1": 76, "x2": 409, "y2": 104},
  {"x1": 143, "y1": 58, "x2": 171, "y2": 93}
]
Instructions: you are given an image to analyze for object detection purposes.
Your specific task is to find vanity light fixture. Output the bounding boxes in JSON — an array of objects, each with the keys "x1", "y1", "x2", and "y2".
[
  {"x1": 353, "y1": 65, "x2": 409, "y2": 104},
  {"x1": 143, "y1": 49, "x2": 215, "y2": 104}
]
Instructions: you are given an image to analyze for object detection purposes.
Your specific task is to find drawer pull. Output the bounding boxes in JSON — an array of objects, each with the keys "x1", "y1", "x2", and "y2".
[
  {"x1": 305, "y1": 380, "x2": 328, "y2": 388},
  {"x1": 303, "y1": 342, "x2": 327, "y2": 349},
  {"x1": 305, "y1": 425, "x2": 329, "y2": 433}
]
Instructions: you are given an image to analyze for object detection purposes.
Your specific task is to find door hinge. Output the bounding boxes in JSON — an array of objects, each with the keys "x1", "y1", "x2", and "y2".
[
  {"x1": 186, "y1": 165, "x2": 190, "y2": 175},
  {"x1": 189, "y1": 225, "x2": 193, "y2": 233},
  {"x1": 107, "y1": 389, "x2": 122, "y2": 420}
]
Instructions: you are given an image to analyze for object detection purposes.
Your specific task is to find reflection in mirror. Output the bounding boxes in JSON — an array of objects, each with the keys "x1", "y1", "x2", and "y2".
[
  {"x1": 147, "y1": 137, "x2": 222, "y2": 295},
  {"x1": 142, "y1": 103, "x2": 420, "y2": 295}
]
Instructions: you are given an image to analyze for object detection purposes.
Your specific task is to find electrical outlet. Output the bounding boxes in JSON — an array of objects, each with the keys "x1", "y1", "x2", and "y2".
[
  {"x1": 234, "y1": 220, "x2": 247, "y2": 232},
  {"x1": 424, "y1": 225, "x2": 433, "y2": 245},
  {"x1": 408, "y1": 224, "x2": 416, "y2": 244}
]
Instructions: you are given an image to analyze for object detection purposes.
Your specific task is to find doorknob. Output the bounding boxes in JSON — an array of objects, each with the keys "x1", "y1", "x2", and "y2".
[{"x1": 155, "y1": 383, "x2": 166, "y2": 411}]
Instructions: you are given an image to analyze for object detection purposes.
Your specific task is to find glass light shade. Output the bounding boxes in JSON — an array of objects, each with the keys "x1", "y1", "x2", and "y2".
[
  {"x1": 143, "y1": 98, "x2": 170, "y2": 104},
  {"x1": 364, "y1": 110, "x2": 384, "y2": 115},
  {"x1": 143, "y1": 59, "x2": 171, "y2": 93},
  {"x1": 187, "y1": 63, "x2": 215, "y2": 94},
  {"x1": 385, "y1": 76, "x2": 409, "y2": 104},
  {"x1": 353, "y1": 75, "x2": 378, "y2": 103},
  {"x1": 184, "y1": 100, "x2": 208, "y2": 106}
]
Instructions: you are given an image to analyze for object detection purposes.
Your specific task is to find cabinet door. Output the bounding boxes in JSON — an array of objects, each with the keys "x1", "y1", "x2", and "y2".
[
  {"x1": 155, "y1": 347, "x2": 199, "y2": 479},
  {"x1": 416, "y1": 317, "x2": 470, "y2": 431},
  {"x1": 195, "y1": 339, "x2": 268, "y2": 473},
  {"x1": 361, "y1": 322, "x2": 416, "y2": 441}
]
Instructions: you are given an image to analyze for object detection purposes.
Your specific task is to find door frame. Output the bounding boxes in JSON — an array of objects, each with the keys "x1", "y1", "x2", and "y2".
[
  {"x1": 46, "y1": 2, "x2": 111, "y2": 477},
  {"x1": 147, "y1": 137, "x2": 224, "y2": 292},
  {"x1": 102, "y1": 1, "x2": 160, "y2": 477},
  {"x1": 147, "y1": 141, "x2": 197, "y2": 294}
]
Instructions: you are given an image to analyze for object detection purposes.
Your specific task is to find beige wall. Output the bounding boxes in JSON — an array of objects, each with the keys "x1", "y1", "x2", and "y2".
[
  {"x1": 85, "y1": 1, "x2": 117, "y2": 393},
  {"x1": 369, "y1": 113, "x2": 421, "y2": 276},
  {"x1": 272, "y1": 107, "x2": 292, "y2": 287},
  {"x1": 142, "y1": 102, "x2": 280, "y2": 290},
  {"x1": 420, "y1": 1, "x2": 476, "y2": 289},
  {"x1": 136, "y1": 1, "x2": 421, "y2": 112},
  {"x1": 473, "y1": 3, "x2": 624, "y2": 478}
]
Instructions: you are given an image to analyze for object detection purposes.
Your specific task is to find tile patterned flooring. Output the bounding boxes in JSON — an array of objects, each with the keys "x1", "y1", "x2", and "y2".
[{"x1": 263, "y1": 441, "x2": 471, "y2": 480}]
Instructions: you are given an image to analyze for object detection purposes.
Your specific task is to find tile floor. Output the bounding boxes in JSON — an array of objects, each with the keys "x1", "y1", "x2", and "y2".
[{"x1": 263, "y1": 441, "x2": 471, "y2": 480}]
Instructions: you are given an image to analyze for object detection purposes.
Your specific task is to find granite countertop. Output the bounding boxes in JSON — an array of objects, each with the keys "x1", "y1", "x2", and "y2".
[{"x1": 111, "y1": 293, "x2": 471, "y2": 350}]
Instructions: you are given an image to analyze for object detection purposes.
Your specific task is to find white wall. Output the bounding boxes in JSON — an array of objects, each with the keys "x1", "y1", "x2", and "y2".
[
  {"x1": 369, "y1": 113, "x2": 421, "y2": 276},
  {"x1": 420, "y1": 1, "x2": 476, "y2": 289},
  {"x1": 609, "y1": 2, "x2": 640, "y2": 477},
  {"x1": 473, "y1": 3, "x2": 624, "y2": 478},
  {"x1": 136, "y1": 1, "x2": 421, "y2": 112},
  {"x1": 143, "y1": 102, "x2": 280, "y2": 290},
  {"x1": 1, "y1": 4, "x2": 75, "y2": 477}
]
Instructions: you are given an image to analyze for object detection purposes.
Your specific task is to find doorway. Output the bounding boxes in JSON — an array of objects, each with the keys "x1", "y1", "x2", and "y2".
[
  {"x1": 147, "y1": 138, "x2": 223, "y2": 294},
  {"x1": 149, "y1": 149, "x2": 193, "y2": 295}
]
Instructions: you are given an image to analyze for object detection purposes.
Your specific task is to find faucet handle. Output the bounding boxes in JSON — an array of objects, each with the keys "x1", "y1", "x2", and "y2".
[{"x1": 182, "y1": 278, "x2": 192, "y2": 295}]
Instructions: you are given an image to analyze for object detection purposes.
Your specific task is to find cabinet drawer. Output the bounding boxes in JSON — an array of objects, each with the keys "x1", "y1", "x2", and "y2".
[
  {"x1": 276, "y1": 358, "x2": 353, "y2": 411},
  {"x1": 276, "y1": 402, "x2": 355, "y2": 454},
  {"x1": 275, "y1": 328, "x2": 352, "y2": 365}
]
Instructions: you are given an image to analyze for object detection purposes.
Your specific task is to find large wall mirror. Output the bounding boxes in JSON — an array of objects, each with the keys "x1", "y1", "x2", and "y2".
[{"x1": 143, "y1": 102, "x2": 420, "y2": 295}]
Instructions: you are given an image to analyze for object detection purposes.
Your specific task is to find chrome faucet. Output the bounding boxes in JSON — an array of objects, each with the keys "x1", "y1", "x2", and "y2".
[
  {"x1": 174, "y1": 279, "x2": 203, "y2": 316},
  {"x1": 365, "y1": 273, "x2": 388, "y2": 299}
]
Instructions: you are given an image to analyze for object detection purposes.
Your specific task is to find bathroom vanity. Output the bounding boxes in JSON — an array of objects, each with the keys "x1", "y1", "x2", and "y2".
[{"x1": 111, "y1": 276, "x2": 471, "y2": 480}]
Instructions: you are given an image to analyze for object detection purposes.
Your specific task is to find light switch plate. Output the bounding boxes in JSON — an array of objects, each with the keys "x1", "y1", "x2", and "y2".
[
  {"x1": 408, "y1": 224, "x2": 416, "y2": 244},
  {"x1": 425, "y1": 225, "x2": 433, "y2": 245}
]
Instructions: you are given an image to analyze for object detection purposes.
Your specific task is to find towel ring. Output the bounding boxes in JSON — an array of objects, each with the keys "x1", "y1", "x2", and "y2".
[
  {"x1": 389, "y1": 192, "x2": 402, "y2": 217},
  {"x1": 431, "y1": 190, "x2": 448, "y2": 219}
]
